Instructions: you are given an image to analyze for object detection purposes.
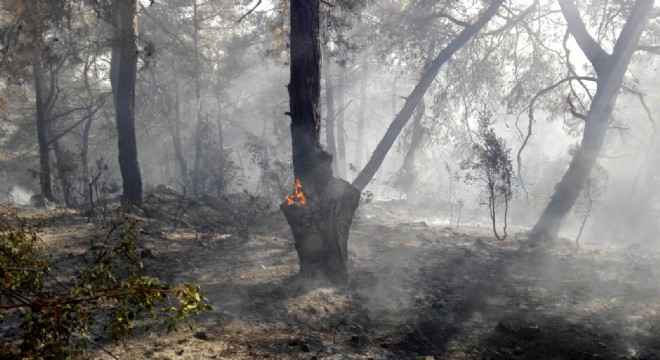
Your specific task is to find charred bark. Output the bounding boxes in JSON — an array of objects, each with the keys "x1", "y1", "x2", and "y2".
[
  {"x1": 111, "y1": 0, "x2": 142, "y2": 206},
  {"x1": 529, "y1": 0, "x2": 653, "y2": 244},
  {"x1": 351, "y1": 0, "x2": 503, "y2": 191},
  {"x1": 282, "y1": 0, "x2": 360, "y2": 286}
]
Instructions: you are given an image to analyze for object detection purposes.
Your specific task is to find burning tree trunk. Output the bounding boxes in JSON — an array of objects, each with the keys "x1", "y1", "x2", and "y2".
[
  {"x1": 281, "y1": 0, "x2": 360, "y2": 286},
  {"x1": 529, "y1": 0, "x2": 654, "y2": 244},
  {"x1": 351, "y1": 0, "x2": 503, "y2": 191}
]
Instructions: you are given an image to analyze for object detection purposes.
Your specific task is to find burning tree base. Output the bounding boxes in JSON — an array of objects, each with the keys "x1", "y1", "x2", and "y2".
[{"x1": 280, "y1": 178, "x2": 360, "y2": 286}]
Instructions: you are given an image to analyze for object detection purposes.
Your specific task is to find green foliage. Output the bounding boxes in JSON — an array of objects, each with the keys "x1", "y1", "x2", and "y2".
[
  {"x1": 0, "y1": 207, "x2": 211, "y2": 358},
  {"x1": 460, "y1": 110, "x2": 515, "y2": 240}
]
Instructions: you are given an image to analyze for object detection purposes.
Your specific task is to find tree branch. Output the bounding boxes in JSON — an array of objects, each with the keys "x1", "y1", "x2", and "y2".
[{"x1": 558, "y1": 0, "x2": 609, "y2": 74}]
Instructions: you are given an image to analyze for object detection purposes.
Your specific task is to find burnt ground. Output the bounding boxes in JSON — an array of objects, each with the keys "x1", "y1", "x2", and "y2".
[{"x1": 3, "y1": 197, "x2": 660, "y2": 360}]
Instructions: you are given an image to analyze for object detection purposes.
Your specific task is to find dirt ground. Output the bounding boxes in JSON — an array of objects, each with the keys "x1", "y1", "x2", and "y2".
[{"x1": 4, "y1": 198, "x2": 660, "y2": 360}]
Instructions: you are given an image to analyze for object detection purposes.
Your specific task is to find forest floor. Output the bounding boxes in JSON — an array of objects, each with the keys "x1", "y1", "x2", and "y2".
[{"x1": 3, "y1": 191, "x2": 660, "y2": 360}]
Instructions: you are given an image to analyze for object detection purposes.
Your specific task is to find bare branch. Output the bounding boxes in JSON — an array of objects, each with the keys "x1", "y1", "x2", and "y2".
[
  {"x1": 430, "y1": 12, "x2": 470, "y2": 27},
  {"x1": 237, "y1": 0, "x2": 262, "y2": 23},
  {"x1": 637, "y1": 45, "x2": 660, "y2": 54}
]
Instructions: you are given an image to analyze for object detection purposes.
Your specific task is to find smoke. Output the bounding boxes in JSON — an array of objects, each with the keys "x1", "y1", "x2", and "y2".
[{"x1": 8, "y1": 185, "x2": 33, "y2": 205}]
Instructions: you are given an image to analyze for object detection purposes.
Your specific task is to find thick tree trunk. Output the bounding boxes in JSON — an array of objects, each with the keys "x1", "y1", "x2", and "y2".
[
  {"x1": 354, "y1": 59, "x2": 368, "y2": 174},
  {"x1": 31, "y1": 50, "x2": 54, "y2": 202},
  {"x1": 170, "y1": 59, "x2": 189, "y2": 187},
  {"x1": 324, "y1": 61, "x2": 338, "y2": 176},
  {"x1": 336, "y1": 69, "x2": 347, "y2": 179},
  {"x1": 282, "y1": 0, "x2": 360, "y2": 286},
  {"x1": 530, "y1": 0, "x2": 653, "y2": 244},
  {"x1": 351, "y1": 0, "x2": 503, "y2": 191},
  {"x1": 401, "y1": 99, "x2": 425, "y2": 201},
  {"x1": 111, "y1": 0, "x2": 142, "y2": 206}
]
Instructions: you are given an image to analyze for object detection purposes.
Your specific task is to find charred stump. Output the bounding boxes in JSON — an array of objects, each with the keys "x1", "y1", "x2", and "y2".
[{"x1": 280, "y1": 147, "x2": 360, "y2": 285}]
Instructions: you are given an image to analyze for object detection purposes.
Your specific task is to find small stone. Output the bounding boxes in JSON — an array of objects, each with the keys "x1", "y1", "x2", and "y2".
[
  {"x1": 140, "y1": 249, "x2": 153, "y2": 259},
  {"x1": 300, "y1": 343, "x2": 311, "y2": 352},
  {"x1": 175, "y1": 349, "x2": 184, "y2": 356},
  {"x1": 513, "y1": 346, "x2": 523, "y2": 355},
  {"x1": 193, "y1": 331, "x2": 209, "y2": 341}
]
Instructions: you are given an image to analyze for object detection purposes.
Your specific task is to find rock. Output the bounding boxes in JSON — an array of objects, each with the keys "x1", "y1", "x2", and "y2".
[
  {"x1": 193, "y1": 331, "x2": 209, "y2": 341},
  {"x1": 29, "y1": 194, "x2": 53, "y2": 208},
  {"x1": 288, "y1": 340, "x2": 299, "y2": 347},
  {"x1": 140, "y1": 249, "x2": 154, "y2": 259},
  {"x1": 350, "y1": 335, "x2": 368, "y2": 346},
  {"x1": 496, "y1": 319, "x2": 541, "y2": 340},
  {"x1": 300, "y1": 343, "x2": 311, "y2": 352}
]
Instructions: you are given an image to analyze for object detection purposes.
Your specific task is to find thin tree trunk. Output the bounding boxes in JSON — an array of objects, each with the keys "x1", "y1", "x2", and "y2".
[
  {"x1": 214, "y1": 62, "x2": 226, "y2": 196},
  {"x1": 170, "y1": 59, "x2": 189, "y2": 187},
  {"x1": 111, "y1": 0, "x2": 142, "y2": 206},
  {"x1": 324, "y1": 60, "x2": 338, "y2": 176},
  {"x1": 81, "y1": 61, "x2": 93, "y2": 203},
  {"x1": 354, "y1": 59, "x2": 368, "y2": 174},
  {"x1": 32, "y1": 50, "x2": 54, "y2": 202},
  {"x1": 530, "y1": 0, "x2": 653, "y2": 244},
  {"x1": 352, "y1": 0, "x2": 503, "y2": 191},
  {"x1": 281, "y1": 0, "x2": 360, "y2": 286},
  {"x1": 401, "y1": 98, "x2": 425, "y2": 201},
  {"x1": 191, "y1": 0, "x2": 204, "y2": 197},
  {"x1": 336, "y1": 69, "x2": 347, "y2": 179}
]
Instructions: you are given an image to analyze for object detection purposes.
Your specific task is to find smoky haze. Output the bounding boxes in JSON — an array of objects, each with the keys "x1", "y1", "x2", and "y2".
[{"x1": 1, "y1": 0, "x2": 660, "y2": 358}]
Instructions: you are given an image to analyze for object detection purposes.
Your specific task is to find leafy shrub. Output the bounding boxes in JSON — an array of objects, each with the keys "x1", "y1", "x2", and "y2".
[
  {"x1": 0, "y1": 206, "x2": 211, "y2": 358},
  {"x1": 460, "y1": 110, "x2": 515, "y2": 240}
]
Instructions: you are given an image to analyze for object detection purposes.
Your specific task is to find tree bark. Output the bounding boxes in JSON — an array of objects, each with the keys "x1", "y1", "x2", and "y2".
[
  {"x1": 111, "y1": 0, "x2": 142, "y2": 206},
  {"x1": 529, "y1": 0, "x2": 654, "y2": 244},
  {"x1": 281, "y1": 0, "x2": 360, "y2": 286},
  {"x1": 351, "y1": 0, "x2": 503, "y2": 191},
  {"x1": 31, "y1": 49, "x2": 55, "y2": 202}
]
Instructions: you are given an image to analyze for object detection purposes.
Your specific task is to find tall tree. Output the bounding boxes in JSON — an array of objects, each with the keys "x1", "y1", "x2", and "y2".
[
  {"x1": 351, "y1": 0, "x2": 504, "y2": 191},
  {"x1": 281, "y1": 0, "x2": 360, "y2": 285},
  {"x1": 529, "y1": 0, "x2": 655, "y2": 245},
  {"x1": 111, "y1": 0, "x2": 142, "y2": 205},
  {"x1": 31, "y1": 50, "x2": 55, "y2": 202}
]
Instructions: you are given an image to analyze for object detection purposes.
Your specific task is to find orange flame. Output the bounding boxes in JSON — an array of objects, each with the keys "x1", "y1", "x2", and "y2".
[{"x1": 285, "y1": 179, "x2": 307, "y2": 206}]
